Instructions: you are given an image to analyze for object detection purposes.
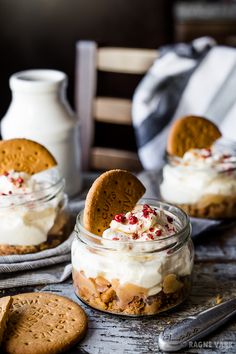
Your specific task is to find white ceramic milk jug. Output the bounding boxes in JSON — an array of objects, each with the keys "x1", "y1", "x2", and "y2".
[{"x1": 1, "y1": 69, "x2": 81, "y2": 196}]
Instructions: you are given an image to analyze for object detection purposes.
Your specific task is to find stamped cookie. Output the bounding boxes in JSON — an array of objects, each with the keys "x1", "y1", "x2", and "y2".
[
  {"x1": 167, "y1": 116, "x2": 222, "y2": 157},
  {"x1": 0, "y1": 138, "x2": 57, "y2": 175},
  {"x1": 2, "y1": 292, "x2": 87, "y2": 354},
  {"x1": 0, "y1": 296, "x2": 12, "y2": 345},
  {"x1": 83, "y1": 169, "x2": 146, "y2": 235}
]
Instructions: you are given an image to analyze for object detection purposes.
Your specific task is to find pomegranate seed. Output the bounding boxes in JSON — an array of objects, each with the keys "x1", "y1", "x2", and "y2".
[
  {"x1": 17, "y1": 177, "x2": 24, "y2": 184},
  {"x1": 149, "y1": 227, "x2": 154, "y2": 232},
  {"x1": 143, "y1": 210, "x2": 149, "y2": 218},
  {"x1": 223, "y1": 154, "x2": 231, "y2": 159},
  {"x1": 132, "y1": 233, "x2": 138, "y2": 240},
  {"x1": 155, "y1": 229, "x2": 162, "y2": 236},
  {"x1": 143, "y1": 204, "x2": 150, "y2": 209},
  {"x1": 128, "y1": 215, "x2": 138, "y2": 224},
  {"x1": 3, "y1": 171, "x2": 9, "y2": 176},
  {"x1": 148, "y1": 234, "x2": 154, "y2": 240},
  {"x1": 167, "y1": 216, "x2": 173, "y2": 223},
  {"x1": 114, "y1": 213, "x2": 126, "y2": 223}
]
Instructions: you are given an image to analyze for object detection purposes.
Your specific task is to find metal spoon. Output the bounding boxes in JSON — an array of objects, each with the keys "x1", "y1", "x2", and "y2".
[{"x1": 158, "y1": 298, "x2": 236, "y2": 352}]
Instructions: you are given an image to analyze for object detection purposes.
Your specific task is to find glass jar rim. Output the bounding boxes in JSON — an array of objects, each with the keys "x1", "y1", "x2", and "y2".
[
  {"x1": 0, "y1": 170, "x2": 65, "y2": 208},
  {"x1": 74, "y1": 198, "x2": 191, "y2": 250}
]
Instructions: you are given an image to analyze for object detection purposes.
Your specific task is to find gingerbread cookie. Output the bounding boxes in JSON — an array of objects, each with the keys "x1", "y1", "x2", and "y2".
[
  {"x1": 167, "y1": 116, "x2": 222, "y2": 157},
  {"x1": 83, "y1": 169, "x2": 146, "y2": 235},
  {"x1": 0, "y1": 296, "x2": 12, "y2": 345},
  {"x1": 0, "y1": 138, "x2": 57, "y2": 175},
  {"x1": 2, "y1": 292, "x2": 87, "y2": 354}
]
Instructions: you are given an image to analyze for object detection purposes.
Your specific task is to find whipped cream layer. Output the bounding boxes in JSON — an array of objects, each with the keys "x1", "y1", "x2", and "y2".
[
  {"x1": 0, "y1": 169, "x2": 62, "y2": 246},
  {"x1": 72, "y1": 204, "x2": 192, "y2": 296},
  {"x1": 160, "y1": 148, "x2": 236, "y2": 205}
]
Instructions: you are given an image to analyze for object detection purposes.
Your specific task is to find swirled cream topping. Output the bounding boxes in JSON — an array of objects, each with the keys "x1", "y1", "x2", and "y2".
[
  {"x1": 180, "y1": 148, "x2": 236, "y2": 172},
  {"x1": 0, "y1": 170, "x2": 38, "y2": 195},
  {"x1": 102, "y1": 204, "x2": 176, "y2": 241}
]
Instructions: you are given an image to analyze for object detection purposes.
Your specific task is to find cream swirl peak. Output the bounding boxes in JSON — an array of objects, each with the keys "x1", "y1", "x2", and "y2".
[{"x1": 102, "y1": 204, "x2": 176, "y2": 242}]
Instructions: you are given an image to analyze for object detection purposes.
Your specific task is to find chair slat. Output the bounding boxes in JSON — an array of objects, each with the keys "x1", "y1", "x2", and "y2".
[
  {"x1": 94, "y1": 97, "x2": 132, "y2": 124},
  {"x1": 76, "y1": 41, "x2": 97, "y2": 171},
  {"x1": 97, "y1": 48, "x2": 158, "y2": 74},
  {"x1": 91, "y1": 147, "x2": 142, "y2": 171}
]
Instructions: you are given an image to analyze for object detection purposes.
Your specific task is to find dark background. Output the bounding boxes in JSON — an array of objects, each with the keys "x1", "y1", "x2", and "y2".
[
  {"x1": 1, "y1": 0, "x2": 236, "y2": 154},
  {"x1": 0, "y1": 0, "x2": 173, "y2": 118}
]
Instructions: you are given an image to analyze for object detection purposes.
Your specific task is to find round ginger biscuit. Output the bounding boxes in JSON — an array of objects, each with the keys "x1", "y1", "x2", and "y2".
[
  {"x1": 83, "y1": 169, "x2": 146, "y2": 236},
  {"x1": 0, "y1": 138, "x2": 57, "y2": 175},
  {"x1": 2, "y1": 292, "x2": 87, "y2": 354},
  {"x1": 0, "y1": 296, "x2": 13, "y2": 345},
  {"x1": 167, "y1": 116, "x2": 222, "y2": 157}
]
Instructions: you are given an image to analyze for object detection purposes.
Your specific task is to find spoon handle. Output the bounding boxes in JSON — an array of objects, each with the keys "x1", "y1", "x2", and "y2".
[{"x1": 158, "y1": 298, "x2": 236, "y2": 352}]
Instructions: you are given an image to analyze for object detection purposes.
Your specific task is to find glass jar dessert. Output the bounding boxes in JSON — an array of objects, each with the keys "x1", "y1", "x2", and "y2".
[
  {"x1": 160, "y1": 138, "x2": 236, "y2": 219},
  {"x1": 0, "y1": 168, "x2": 71, "y2": 255},
  {"x1": 72, "y1": 199, "x2": 194, "y2": 316}
]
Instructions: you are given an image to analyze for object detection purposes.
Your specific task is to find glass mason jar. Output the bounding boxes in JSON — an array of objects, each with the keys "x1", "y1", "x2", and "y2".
[
  {"x1": 160, "y1": 138, "x2": 236, "y2": 219},
  {"x1": 72, "y1": 199, "x2": 194, "y2": 316},
  {"x1": 0, "y1": 170, "x2": 71, "y2": 255}
]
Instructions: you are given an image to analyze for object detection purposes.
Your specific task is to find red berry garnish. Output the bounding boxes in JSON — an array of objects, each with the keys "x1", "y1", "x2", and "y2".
[
  {"x1": 149, "y1": 227, "x2": 154, "y2": 232},
  {"x1": 128, "y1": 215, "x2": 138, "y2": 224},
  {"x1": 167, "y1": 216, "x2": 173, "y2": 223},
  {"x1": 112, "y1": 237, "x2": 119, "y2": 241},
  {"x1": 147, "y1": 233, "x2": 154, "y2": 240},
  {"x1": 3, "y1": 171, "x2": 9, "y2": 177},
  {"x1": 155, "y1": 229, "x2": 162, "y2": 236},
  {"x1": 143, "y1": 204, "x2": 149, "y2": 209},
  {"x1": 114, "y1": 213, "x2": 126, "y2": 223},
  {"x1": 17, "y1": 177, "x2": 24, "y2": 184},
  {"x1": 132, "y1": 233, "x2": 139, "y2": 240},
  {"x1": 143, "y1": 210, "x2": 149, "y2": 218}
]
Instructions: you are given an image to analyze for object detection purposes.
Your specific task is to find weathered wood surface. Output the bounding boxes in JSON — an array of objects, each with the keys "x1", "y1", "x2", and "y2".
[{"x1": 3, "y1": 223, "x2": 236, "y2": 354}]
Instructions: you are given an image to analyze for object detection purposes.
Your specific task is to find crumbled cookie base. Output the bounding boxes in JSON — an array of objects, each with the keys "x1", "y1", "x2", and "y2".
[
  {"x1": 176, "y1": 194, "x2": 236, "y2": 219},
  {"x1": 0, "y1": 211, "x2": 73, "y2": 255},
  {"x1": 72, "y1": 270, "x2": 191, "y2": 316}
]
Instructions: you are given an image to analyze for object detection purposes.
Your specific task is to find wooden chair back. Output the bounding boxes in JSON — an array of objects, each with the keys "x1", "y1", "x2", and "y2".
[{"x1": 75, "y1": 41, "x2": 157, "y2": 171}]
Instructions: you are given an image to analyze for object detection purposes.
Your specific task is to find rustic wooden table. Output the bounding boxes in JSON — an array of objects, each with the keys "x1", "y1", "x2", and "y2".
[{"x1": 3, "y1": 174, "x2": 236, "y2": 354}]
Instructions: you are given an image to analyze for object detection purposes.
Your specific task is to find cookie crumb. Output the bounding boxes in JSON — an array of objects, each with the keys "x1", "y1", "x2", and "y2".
[{"x1": 215, "y1": 294, "x2": 223, "y2": 305}]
